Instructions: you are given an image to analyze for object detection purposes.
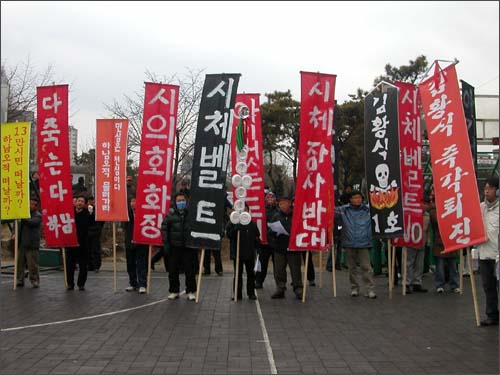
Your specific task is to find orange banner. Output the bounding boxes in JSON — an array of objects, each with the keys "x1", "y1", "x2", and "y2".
[
  {"x1": 419, "y1": 63, "x2": 485, "y2": 252},
  {"x1": 95, "y1": 119, "x2": 129, "y2": 222}
]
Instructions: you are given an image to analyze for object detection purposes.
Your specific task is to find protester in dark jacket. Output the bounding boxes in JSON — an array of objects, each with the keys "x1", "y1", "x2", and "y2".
[
  {"x1": 124, "y1": 197, "x2": 148, "y2": 294},
  {"x1": 16, "y1": 198, "x2": 42, "y2": 288},
  {"x1": 268, "y1": 196, "x2": 303, "y2": 299},
  {"x1": 334, "y1": 191, "x2": 376, "y2": 298},
  {"x1": 255, "y1": 192, "x2": 278, "y2": 289},
  {"x1": 161, "y1": 192, "x2": 197, "y2": 301},
  {"x1": 66, "y1": 196, "x2": 91, "y2": 291},
  {"x1": 87, "y1": 197, "x2": 104, "y2": 272},
  {"x1": 226, "y1": 207, "x2": 260, "y2": 300}
]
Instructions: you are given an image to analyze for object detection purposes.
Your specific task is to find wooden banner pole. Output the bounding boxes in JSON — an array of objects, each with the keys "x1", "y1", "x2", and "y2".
[
  {"x1": 146, "y1": 245, "x2": 152, "y2": 294},
  {"x1": 302, "y1": 251, "x2": 309, "y2": 303},
  {"x1": 388, "y1": 241, "x2": 393, "y2": 300},
  {"x1": 459, "y1": 248, "x2": 464, "y2": 295},
  {"x1": 319, "y1": 251, "x2": 323, "y2": 288},
  {"x1": 196, "y1": 249, "x2": 205, "y2": 303},
  {"x1": 466, "y1": 248, "x2": 481, "y2": 327},
  {"x1": 62, "y1": 247, "x2": 68, "y2": 289},
  {"x1": 234, "y1": 231, "x2": 240, "y2": 302},
  {"x1": 402, "y1": 247, "x2": 408, "y2": 296},
  {"x1": 13, "y1": 220, "x2": 19, "y2": 290},
  {"x1": 332, "y1": 244, "x2": 337, "y2": 297},
  {"x1": 112, "y1": 222, "x2": 117, "y2": 293}
]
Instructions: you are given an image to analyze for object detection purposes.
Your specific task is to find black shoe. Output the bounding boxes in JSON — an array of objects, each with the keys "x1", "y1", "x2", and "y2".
[
  {"x1": 67, "y1": 285, "x2": 75, "y2": 291},
  {"x1": 480, "y1": 318, "x2": 499, "y2": 326},
  {"x1": 326, "y1": 267, "x2": 333, "y2": 272},
  {"x1": 271, "y1": 290, "x2": 285, "y2": 299},
  {"x1": 405, "y1": 285, "x2": 413, "y2": 294},
  {"x1": 216, "y1": 271, "x2": 223, "y2": 276},
  {"x1": 334, "y1": 265, "x2": 341, "y2": 270},
  {"x1": 295, "y1": 290, "x2": 303, "y2": 300},
  {"x1": 255, "y1": 282, "x2": 263, "y2": 289},
  {"x1": 203, "y1": 271, "x2": 210, "y2": 276},
  {"x1": 412, "y1": 285, "x2": 428, "y2": 293},
  {"x1": 309, "y1": 280, "x2": 316, "y2": 287},
  {"x1": 78, "y1": 286, "x2": 85, "y2": 291},
  {"x1": 248, "y1": 295, "x2": 257, "y2": 300},
  {"x1": 16, "y1": 282, "x2": 24, "y2": 287}
]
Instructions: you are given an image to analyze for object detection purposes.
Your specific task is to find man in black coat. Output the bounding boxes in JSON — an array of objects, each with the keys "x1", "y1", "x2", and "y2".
[
  {"x1": 161, "y1": 192, "x2": 197, "y2": 301},
  {"x1": 66, "y1": 195, "x2": 91, "y2": 291},
  {"x1": 255, "y1": 192, "x2": 278, "y2": 289}
]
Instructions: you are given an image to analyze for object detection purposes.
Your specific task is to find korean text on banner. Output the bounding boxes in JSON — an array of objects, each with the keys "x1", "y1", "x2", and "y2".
[
  {"x1": 95, "y1": 119, "x2": 129, "y2": 222},
  {"x1": 186, "y1": 73, "x2": 240, "y2": 250},
  {"x1": 231, "y1": 94, "x2": 268, "y2": 244},
  {"x1": 1, "y1": 122, "x2": 31, "y2": 219},
  {"x1": 133, "y1": 83, "x2": 179, "y2": 245},
  {"x1": 289, "y1": 71, "x2": 336, "y2": 251},
  {"x1": 364, "y1": 83, "x2": 404, "y2": 239},
  {"x1": 419, "y1": 63, "x2": 485, "y2": 252},
  {"x1": 392, "y1": 82, "x2": 424, "y2": 248},
  {"x1": 37, "y1": 85, "x2": 77, "y2": 247}
]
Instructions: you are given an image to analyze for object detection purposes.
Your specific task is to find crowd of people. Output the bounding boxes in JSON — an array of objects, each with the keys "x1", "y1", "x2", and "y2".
[{"x1": 11, "y1": 174, "x2": 499, "y2": 327}]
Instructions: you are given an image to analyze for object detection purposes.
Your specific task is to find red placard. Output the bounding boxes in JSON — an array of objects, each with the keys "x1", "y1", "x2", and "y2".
[
  {"x1": 95, "y1": 119, "x2": 129, "y2": 222},
  {"x1": 133, "y1": 83, "x2": 179, "y2": 245},
  {"x1": 37, "y1": 85, "x2": 78, "y2": 247},
  {"x1": 289, "y1": 71, "x2": 336, "y2": 251},
  {"x1": 392, "y1": 82, "x2": 424, "y2": 248},
  {"x1": 231, "y1": 94, "x2": 268, "y2": 244},
  {"x1": 419, "y1": 63, "x2": 486, "y2": 252}
]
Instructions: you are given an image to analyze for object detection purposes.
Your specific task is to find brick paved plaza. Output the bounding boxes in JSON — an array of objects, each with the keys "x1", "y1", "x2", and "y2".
[{"x1": 1, "y1": 261, "x2": 498, "y2": 375}]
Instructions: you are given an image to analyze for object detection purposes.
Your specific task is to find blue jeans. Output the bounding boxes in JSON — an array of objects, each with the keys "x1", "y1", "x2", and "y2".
[{"x1": 434, "y1": 257, "x2": 459, "y2": 289}]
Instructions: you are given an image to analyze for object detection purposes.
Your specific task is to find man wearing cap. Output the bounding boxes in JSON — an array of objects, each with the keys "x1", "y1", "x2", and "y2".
[{"x1": 268, "y1": 196, "x2": 303, "y2": 299}]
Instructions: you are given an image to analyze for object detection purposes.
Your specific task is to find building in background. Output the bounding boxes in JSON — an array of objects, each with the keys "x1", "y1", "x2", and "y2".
[{"x1": 69, "y1": 125, "x2": 78, "y2": 165}]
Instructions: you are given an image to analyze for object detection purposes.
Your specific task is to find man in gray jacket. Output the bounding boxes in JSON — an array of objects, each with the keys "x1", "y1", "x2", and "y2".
[
  {"x1": 335, "y1": 191, "x2": 376, "y2": 298},
  {"x1": 16, "y1": 198, "x2": 42, "y2": 288},
  {"x1": 477, "y1": 177, "x2": 499, "y2": 326}
]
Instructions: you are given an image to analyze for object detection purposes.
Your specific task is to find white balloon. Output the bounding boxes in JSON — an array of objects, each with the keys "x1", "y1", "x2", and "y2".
[
  {"x1": 230, "y1": 211, "x2": 240, "y2": 224},
  {"x1": 235, "y1": 186, "x2": 247, "y2": 199},
  {"x1": 240, "y1": 211, "x2": 251, "y2": 225},
  {"x1": 241, "y1": 175, "x2": 252, "y2": 188},
  {"x1": 232, "y1": 174, "x2": 242, "y2": 187},
  {"x1": 238, "y1": 148, "x2": 248, "y2": 161},
  {"x1": 235, "y1": 161, "x2": 247, "y2": 174},
  {"x1": 233, "y1": 199, "x2": 245, "y2": 212}
]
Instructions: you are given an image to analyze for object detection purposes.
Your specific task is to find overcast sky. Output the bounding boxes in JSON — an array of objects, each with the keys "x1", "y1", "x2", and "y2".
[{"x1": 2, "y1": 1, "x2": 499, "y2": 152}]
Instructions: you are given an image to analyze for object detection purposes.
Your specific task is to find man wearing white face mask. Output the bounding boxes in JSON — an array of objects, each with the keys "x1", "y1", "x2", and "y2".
[{"x1": 161, "y1": 192, "x2": 197, "y2": 301}]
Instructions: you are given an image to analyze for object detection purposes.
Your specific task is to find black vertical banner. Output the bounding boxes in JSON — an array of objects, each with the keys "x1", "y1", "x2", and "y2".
[
  {"x1": 186, "y1": 73, "x2": 240, "y2": 250},
  {"x1": 460, "y1": 80, "x2": 477, "y2": 174},
  {"x1": 364, "y1": 83, "x2": 404, "y2": 239}
]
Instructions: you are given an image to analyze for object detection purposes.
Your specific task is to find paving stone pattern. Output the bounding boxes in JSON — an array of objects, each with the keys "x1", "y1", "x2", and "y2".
[{"x1": 1, "y1": 265, "x2": 498, "y2": 375}]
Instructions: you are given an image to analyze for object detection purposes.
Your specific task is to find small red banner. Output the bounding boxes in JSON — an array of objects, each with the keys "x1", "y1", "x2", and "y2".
[
  {"x1": 95, "y1": 119, "x2": 129, "y2": 222},
  {"x1": 133, "y1": 83, "x2": 179, "y2": 245},
  {"x1": 419, "y1": 63, "x2": 486, "y2": 252},
  {"x1": 231, "y1": 94, "x2": 268, "y2": 244},
  {"x1": 392, "y1": 82, "x2": 424, "y2": 248},
  {"x1": 289, "y1": 71, "x2": 336, "y2": 251},
  {"x1": 37, "y1": 85, "x2": 78, "y2": 247}
]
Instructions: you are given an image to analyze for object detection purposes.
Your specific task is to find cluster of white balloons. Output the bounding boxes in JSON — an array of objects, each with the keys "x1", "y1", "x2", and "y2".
[{"x1": 230, "y1": 105, "x2": 252, "y2": 226}]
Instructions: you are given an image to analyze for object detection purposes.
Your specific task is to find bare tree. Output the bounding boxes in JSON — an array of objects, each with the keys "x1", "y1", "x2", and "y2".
[
  {"x1": 1, "y1": 56, "x2": 54, "y2": 122},
  {"x1": 104, "y1": 68, "x2": 204, "y2": 190}
]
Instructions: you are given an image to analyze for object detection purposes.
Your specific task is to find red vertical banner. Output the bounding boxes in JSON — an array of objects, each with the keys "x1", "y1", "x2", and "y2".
[
  {"x1": 289, "y1": 71, "x2": 336, "y2": 251},
  {"x1": 37, "y1": 85, "x2": 77, "y2": 247},
  {"x1": 133, "y1": 83, "x2": 179, "y2": 245},
  {"x1": 95, "y1": 119, "x2": 129, "y2": 222},
  {"x1": 392, "y1": 82, "x2": 424, "y2": 248},
  {"x1": 230, "y1": 94, "x2": 267, "y2": 244},
  {"x1": 419, "y1": 63, "x2": 485, "y2": 252}
]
